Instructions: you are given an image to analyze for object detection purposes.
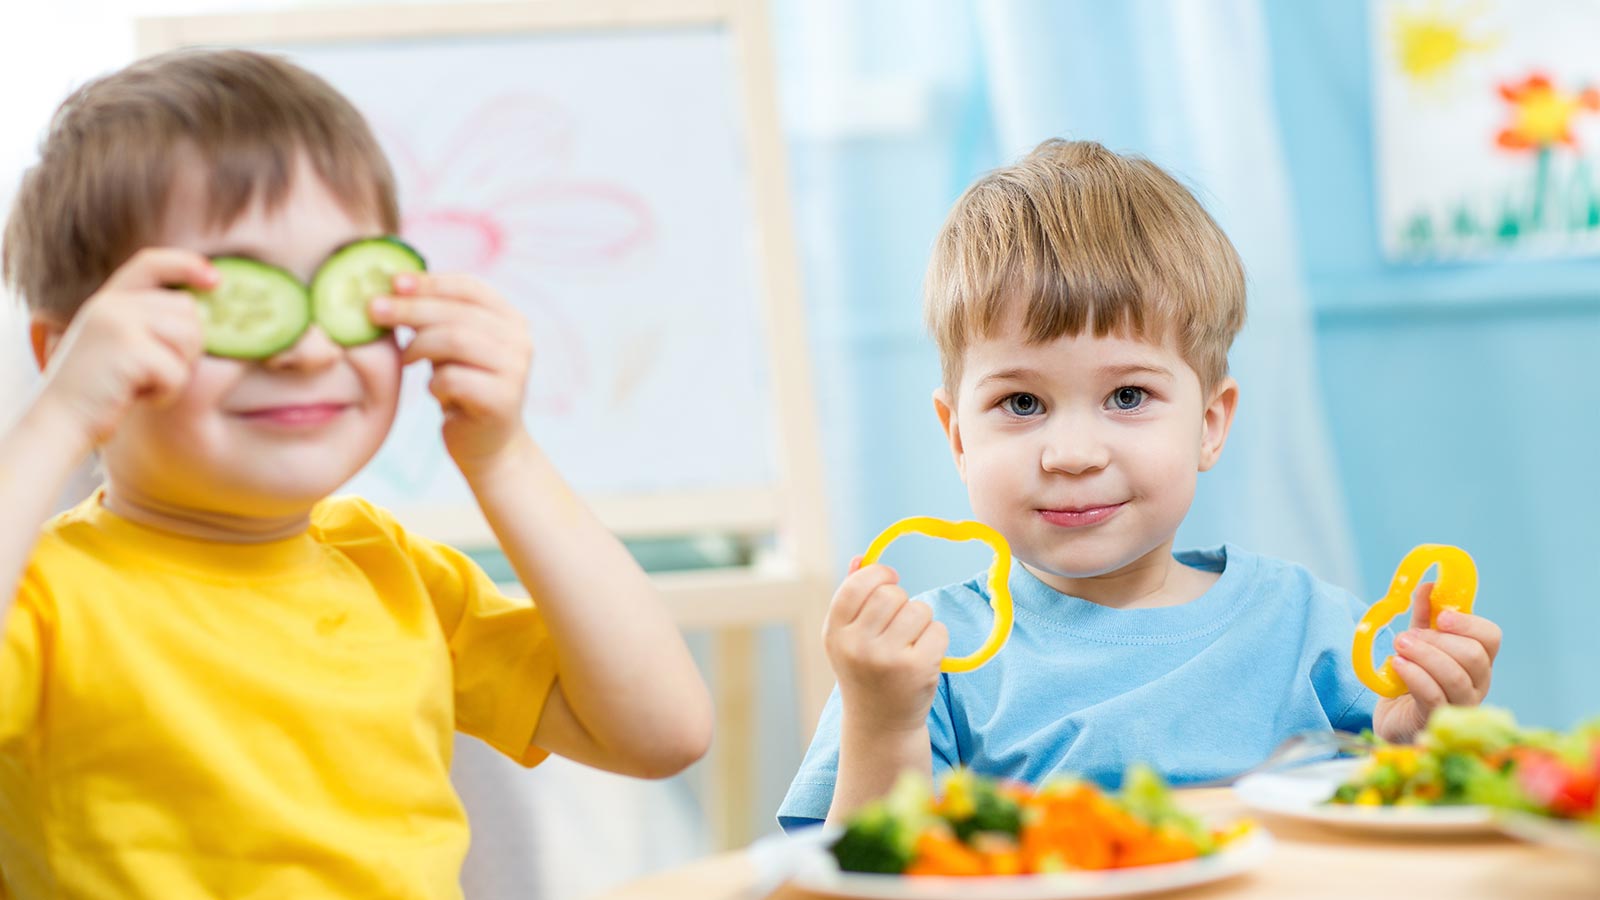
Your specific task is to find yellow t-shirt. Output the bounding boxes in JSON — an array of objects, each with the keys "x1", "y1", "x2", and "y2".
[{"x1": 0, "y1": 492, "x2": 558, "y2": 898}]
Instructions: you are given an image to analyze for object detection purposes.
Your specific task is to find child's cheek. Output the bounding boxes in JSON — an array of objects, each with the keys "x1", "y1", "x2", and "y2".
[
  {"x1": 346, "y1": 340, "x2": 404, "y2": 422},
  {"x1": 968, "y1": 450, "x2": 1027, "y2": 516},
  {"x1": 348, "y1": 336, "x2": 402, "y2": 381},
  {"x1": 182, "y1": 356, "x2": 249, "y2": 417}
]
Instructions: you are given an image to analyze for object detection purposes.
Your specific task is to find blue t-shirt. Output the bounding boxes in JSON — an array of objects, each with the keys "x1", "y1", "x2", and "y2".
[{"x1": 778, "y1": 544, "x2": 1387, "y2": 831}]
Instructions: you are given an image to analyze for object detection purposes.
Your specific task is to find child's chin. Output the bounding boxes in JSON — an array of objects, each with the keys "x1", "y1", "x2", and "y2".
[
  {"x1": 229, "y1": 444, "x2": 381, "y2": 497},
  {"x1": 1026, "y1": 547, "x2": 1137, "y2": 580},
  {"x1": 227, "y1": 468, "x2": 358, "y2": 510}
]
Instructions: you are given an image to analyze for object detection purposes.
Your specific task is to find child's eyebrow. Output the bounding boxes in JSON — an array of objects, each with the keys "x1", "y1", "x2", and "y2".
[
  {"x1": 974, "y1": 367, "x2": 1039, "y2": 389},
  {"x1": 1097, "y1": 363, "x2": 1174, "y2": 381}
]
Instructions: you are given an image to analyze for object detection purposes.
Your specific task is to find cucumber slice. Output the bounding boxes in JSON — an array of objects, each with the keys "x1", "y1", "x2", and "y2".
[
  {"x1": 191, "y1": 258, "x2": 311, "y2": 360},
  {"x1": 310, "y1": 237, "x2": 426, "y2": 346}
]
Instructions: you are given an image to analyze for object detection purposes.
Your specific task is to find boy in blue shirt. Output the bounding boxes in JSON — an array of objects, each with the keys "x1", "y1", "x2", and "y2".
[{"x1": 779, "y1": 139, "x2": 1503, "y2": 830}]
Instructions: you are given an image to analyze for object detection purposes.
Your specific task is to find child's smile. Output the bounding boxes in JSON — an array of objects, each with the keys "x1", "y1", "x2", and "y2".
[
  {"x1": 232, "y1": 401, "x2": 353, "y2": 430},
  {"x1": 1037, "y1": 502, "x2": 1125, "y2": 528}
]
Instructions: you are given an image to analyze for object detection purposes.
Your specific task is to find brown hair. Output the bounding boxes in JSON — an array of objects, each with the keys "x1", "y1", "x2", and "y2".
[
  {"x1": 925, "y1": 139, "x2": 1246, "y2": 397},
  {"x1": 3, "y1": 49, "x2": 399, "y2": 322}
]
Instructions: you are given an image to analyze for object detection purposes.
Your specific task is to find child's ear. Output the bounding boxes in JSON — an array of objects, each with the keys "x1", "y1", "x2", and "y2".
[
  {"x1": 29, "y1": 316, "x2": 65, "y2": 372},
  {"x1": 932, "y1": 387, "x2": 967, "y2": 481},
  {"x1": 1198, "y1": 376, "x2": 1239, "y2": 472}
]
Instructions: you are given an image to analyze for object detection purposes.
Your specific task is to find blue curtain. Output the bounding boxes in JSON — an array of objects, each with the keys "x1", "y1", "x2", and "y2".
[
  {"x1": 773, "y1": 0, "x2": 1359, "y2": 591},
  {"x1": 771, "y1": 0, "x2": 1600, "y2": 733},
  {"x1": 764, "y1": 3, "x2": 1368, "y2": 825}
]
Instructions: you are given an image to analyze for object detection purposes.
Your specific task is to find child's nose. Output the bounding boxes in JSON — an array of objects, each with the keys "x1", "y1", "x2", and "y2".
[
  {"x1": 1040, "y1": 420, "x2": 1111, "y2": 475},
  {"x1": 263, "y1": 325, "x2": 342, "y2": 371}
]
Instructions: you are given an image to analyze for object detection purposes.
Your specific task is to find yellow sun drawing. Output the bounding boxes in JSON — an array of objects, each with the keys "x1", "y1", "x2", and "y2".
[{"x1": 1390, "y1": 0, "x2": 1497, "y2": 86}]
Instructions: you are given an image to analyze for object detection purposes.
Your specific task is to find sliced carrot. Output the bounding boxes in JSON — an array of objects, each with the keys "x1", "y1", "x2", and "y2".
[
  {"x1": 906, "y1": 830, "x2": 986, "y2": 877},
  {"x1": 971, "y1": 834, "x2": 1024, "y2": 876},
  {"x1": 1115, "y1": 825, "x2": 1201, "y2": 868}
]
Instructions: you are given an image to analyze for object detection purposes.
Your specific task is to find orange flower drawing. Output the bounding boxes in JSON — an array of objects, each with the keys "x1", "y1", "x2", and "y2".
[
  {"x1": 358, "y1": 95, "x2": 655, "y2": 494},
  {"x1": 376, "y1": 94, "x2": 655, "y2": 417},
  {"x1": 1496, "y1": 73, "x2": 1600, "y2": 151}
]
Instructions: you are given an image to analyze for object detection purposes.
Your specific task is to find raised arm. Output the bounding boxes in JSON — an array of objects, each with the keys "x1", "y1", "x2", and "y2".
[
  {"x1": 371, "y1": 273, "x2": 711, "y2": 777},
  {"x1": 823, "y1": 561, "x2": 948, "y2": 825},
  {"x1": 1, "y1": 249, "x2": 209, "y2": 617}
]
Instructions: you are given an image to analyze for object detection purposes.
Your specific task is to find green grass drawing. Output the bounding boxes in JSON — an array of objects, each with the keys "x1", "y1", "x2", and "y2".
[{"x1": 1396, "y1": 149, "x2": 1600, "y2": 258}]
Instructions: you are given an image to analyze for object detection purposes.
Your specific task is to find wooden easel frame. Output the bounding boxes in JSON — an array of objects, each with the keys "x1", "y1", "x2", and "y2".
[{"x1": 139, "y1": 0, "x2": 834, "y2": 850}]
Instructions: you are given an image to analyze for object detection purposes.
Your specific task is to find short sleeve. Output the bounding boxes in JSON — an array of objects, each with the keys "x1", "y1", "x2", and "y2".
[
  {"x1": 928, "y1": 676, "x2": 960, "y2": 778},
  {"x1": 1314, "y1": 586, "x2": 1390, "y2": 733},
  {"x1": 778, "y1": 686, "x2": 843, "y2": 831},
  {"x1": 0, "y1": 574, "x2": 50, "y2": 747},
  {"x1": 400, "y1": 524, "x2": 560, "y2": 767}
]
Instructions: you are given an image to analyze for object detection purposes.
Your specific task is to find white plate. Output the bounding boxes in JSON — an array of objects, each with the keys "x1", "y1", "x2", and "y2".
[
  {"x1": 1234, "y1": 758, "x2": 1496, "y2": 835},
  {"x1": 775, "y1": 827, "x2": 1273, "y2": 900},
  {"x1": 1495, "y1": 810, "x2": 1600, "y2": 861}
]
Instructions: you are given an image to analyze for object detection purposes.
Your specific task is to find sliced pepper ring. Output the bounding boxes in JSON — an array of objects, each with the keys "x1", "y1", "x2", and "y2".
[
  {"x1": 1352, "y1": 544, "x2": 1478, "y2": 698},
  {"x1": 860, "y1": 516, "x2": 1014, "y2": 674}
]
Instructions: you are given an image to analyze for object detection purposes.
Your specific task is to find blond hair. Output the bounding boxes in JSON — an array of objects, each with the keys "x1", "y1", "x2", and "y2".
[
  {"x1": 925, "y1": 139, "x2": 1246, "y2": 397},
  {"x1": 4, "y1": 49, "x2": 399, "y2": 322}
]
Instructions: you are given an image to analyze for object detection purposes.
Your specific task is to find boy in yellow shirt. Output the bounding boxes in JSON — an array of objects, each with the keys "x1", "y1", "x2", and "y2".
[{"x1": 0, "y1": 50, "x2": 711, "y2": 897}]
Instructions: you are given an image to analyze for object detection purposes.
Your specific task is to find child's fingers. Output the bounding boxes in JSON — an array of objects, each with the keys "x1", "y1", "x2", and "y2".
[
  {"x1": 1390, "y1": 655, "x2": 1449, "y2": 709},
  {"x1": 847, "y1": 555, "x2": 864, "y2": 574},
  {"x1": 369, "y1": 295, "x2": 504, "y2": 331},
  {"x1": 428, "y1": 364, "x2": 518, "y2": 419},
  {"x1": 401, "y1": 325, "x2": 520, "y2": 371},
  {"x1": 401, "y1": 326, "x2": 477, "y2": 368},
  {"x1": 1406, "y1": 629, "x2": 1493, "y2": 692},
  {"x1": 912, "y1": 620, "x2": 950, "y2": 661},
  {"x1": 880, "y1": 599, "x2": 934, "y2": 645},
  {"x1": 850, "y1": 583, "x2": 909, "y2": 636},
  {"x1": 825, "y1": 564, "x2": 898, "y2": 630},
  {"x1": 106, "y1": 247, "x2": 217, "y2": 292},
  {"x1": 394, "y1": 272, "x2": 513, "y2": 313},
  {"x1": 1394, "y1": 631, "x2": 1478, "y2": 703},
  {"x1": 130, "y1": 290, "x2": 205, "y2": 360},
  {"x1": 1436, "y1": 611, "x2": 1503, "y2": 663},
  {"x1": 137, "y1": 349, "x2": 196, "y2": 407},
  {"x1": 1407, "y1": 581, "x2": 1435, "y2": 631},
  {"x1": 123, "y1": 302, "x2": 201, "y2": 406}
]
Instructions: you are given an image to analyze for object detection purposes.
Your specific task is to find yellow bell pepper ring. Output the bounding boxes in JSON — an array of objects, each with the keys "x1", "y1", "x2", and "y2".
[
  {"x1": 859, "y1": 516, "x2": 1014, "y2": 674},
  {"x1": 1351, "y1": 544, "x2": 1478, "y2": 698}
]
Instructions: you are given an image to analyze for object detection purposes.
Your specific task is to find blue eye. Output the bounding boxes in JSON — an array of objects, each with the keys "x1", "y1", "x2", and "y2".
[
  {"x1": 1003, "y1": 393, "x2": 1043, "y2": 416},
  {"x1": 1109, "y1": 387, "x2": 1147, "y2": 411}
]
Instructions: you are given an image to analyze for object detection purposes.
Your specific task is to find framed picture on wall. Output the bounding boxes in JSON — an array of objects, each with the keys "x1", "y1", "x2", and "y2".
[{"x1": 1373, "y1": 0, "x2": 1600, "y2": 261}]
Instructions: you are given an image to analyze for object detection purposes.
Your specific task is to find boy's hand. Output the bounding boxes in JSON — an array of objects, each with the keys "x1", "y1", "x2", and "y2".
[
  {"x1": 824, "y1": 558, "x2": 949, "y2": 734},
  {"x1": 370, "y1": 273, "x2": 533, "y2": 474},
  {"x1": 33, "y1": 248, "x2": 212, "y2": 450},
  {"x1": 1372, "y1": 581, "x2": 1503, "y2": 743}
]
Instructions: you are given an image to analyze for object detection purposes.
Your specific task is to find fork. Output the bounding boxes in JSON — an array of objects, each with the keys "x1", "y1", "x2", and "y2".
[{"x1": 1183, "y1": 729, "x2": 1373, "y2": 789}]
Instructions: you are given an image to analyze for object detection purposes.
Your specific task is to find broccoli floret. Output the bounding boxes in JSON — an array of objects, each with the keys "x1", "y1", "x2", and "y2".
[
  {"x1": 830, "y1": 771, "x2": 936, "y2": 874},
  {"x1": 1120, "y1": 764, "x2": 1215, "y2": 853},
  {"x1": 1438, "y1": 750, "x2": 1513, "y2": 805},
  {"x1": 830, "y1": 806, "x2": 916, "y2": 874},
  {"x1": 936, "y1": 770, "x2": 1022, "y2": 842},
  {"x1": 1121, "y1": 763, "x2": 1185, "y2": 822}
]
